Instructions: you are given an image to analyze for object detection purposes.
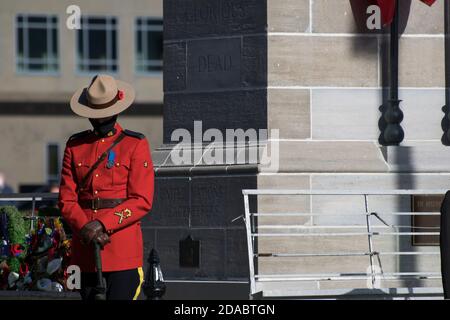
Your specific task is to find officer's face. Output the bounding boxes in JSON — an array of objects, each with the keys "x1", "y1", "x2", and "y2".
[{"x1": 91, "y1": 116, "x2": 114, "y2": 124}]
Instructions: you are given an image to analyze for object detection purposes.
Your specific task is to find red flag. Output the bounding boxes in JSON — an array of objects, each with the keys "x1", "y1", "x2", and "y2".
[{"x1": 374, "y1": 0, "x2": 436, "y2": 26}]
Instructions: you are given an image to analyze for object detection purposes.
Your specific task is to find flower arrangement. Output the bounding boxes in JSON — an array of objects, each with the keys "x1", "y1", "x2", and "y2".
[{"x1": 0, "y1": 206, "x2": 72, "y2": 291}]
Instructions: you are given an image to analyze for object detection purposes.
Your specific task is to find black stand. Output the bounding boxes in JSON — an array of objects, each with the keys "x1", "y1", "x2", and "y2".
[
  {"x1": 383, "y1": 1, "x2": 404, "y2": 145},
  {"x1": 441, "y1": 0, "x2": 450, "y2": 300},
  {"x1": 143, "y1": 248, "x2": 166, "y2": 300},
  {"x1": 94, "y1": 242, "x2": 107, "y2": 300},
  {"x1": 446, "y1": 0, "x2": 450, "y2": 142}
]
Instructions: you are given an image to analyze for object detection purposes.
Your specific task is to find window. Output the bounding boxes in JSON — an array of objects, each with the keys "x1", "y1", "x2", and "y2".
[
  {"x1": 16, "y1": 15, "x2": 59, "y2": 73},
  {"x1": 46, "y1": 143, "x2": 60, "y2": 184},
  {"x1": 77, "y1": 17, "x2": 118, "y2": 72},
  {"x1": 135, "y1": 18, "x2": 163, "y2": 73}
]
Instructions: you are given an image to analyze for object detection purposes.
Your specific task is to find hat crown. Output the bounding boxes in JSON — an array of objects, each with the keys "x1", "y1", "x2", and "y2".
[
  {"x1": 86, "y1": 74, "x2": 118, "y2": 105},
  {"x1": 70, "y1": 73, "x2": 135, "y2": 118}
]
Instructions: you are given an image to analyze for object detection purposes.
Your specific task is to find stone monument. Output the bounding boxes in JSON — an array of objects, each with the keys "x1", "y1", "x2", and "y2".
[
  {"x1": 141, "y1": 0, "x2": 268, "y2": 299},
  {"x1": 143, "y1": 0, "x2": 445, "y2": 299}
]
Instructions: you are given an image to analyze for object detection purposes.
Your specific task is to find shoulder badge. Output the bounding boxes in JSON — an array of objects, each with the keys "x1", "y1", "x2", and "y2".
[
  {"x1": 123, "y1": 129, "x2": 145, "y2": 140},
  {"x1": 68, "y1": 130, "x2": 91, "y2": 141}
]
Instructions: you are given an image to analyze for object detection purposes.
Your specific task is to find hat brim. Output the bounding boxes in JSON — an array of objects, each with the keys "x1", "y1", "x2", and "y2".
[{"x1": 70, "y1": 80, "x2": 135, "y2": 118}]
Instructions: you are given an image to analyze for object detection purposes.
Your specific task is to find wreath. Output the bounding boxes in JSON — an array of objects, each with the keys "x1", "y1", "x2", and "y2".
[{"x1": 0, "y1": 206, "x2": 72, "y2": 291}]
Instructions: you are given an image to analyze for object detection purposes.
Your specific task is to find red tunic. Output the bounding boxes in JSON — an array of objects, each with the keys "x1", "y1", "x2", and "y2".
[{"x1": 58, "y1": 122, "x2": 154, "y2": 272}]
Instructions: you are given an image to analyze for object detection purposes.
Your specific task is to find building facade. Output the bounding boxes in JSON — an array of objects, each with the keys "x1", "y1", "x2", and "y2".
[{"x1": 0, "y1": 0, "x2": 163, "y2": 192}]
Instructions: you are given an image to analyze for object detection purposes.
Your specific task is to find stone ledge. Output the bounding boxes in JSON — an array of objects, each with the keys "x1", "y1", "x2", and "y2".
[
  {"x1": 260, "y1": 141, "x2": 389, "y2": 173},
  {"x1": 153, "y1": 144, "x2": 262, "y2": 176},
  {"x1": 154, "y1": 142, "x2": 450, "y2": 174},
  {"x1": 382, "y1": 142, "x2": 450, "y2": 173},
  {"x1": 154, "y1": 164, "x2": 258, "y2": 177},
  {"x1": 0, "y1": 291, "x2": 81, "y2": 300}
]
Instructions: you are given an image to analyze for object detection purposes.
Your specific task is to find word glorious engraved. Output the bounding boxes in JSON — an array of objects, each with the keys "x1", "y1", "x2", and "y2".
[
  {"x1": 164, "y1": 0, "x2": 265, "y2": 40},
  {"x1": 187, "y1": 38, "x2": 241, "y2": 90},
  {"x1": 180, "y1": 0, "x2": 249, "y2": 25}
]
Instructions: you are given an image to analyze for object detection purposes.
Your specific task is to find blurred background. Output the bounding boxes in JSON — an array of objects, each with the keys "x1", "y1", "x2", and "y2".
[{"x1": 0, "y1": 0, "x2": 163, "y2": 194}]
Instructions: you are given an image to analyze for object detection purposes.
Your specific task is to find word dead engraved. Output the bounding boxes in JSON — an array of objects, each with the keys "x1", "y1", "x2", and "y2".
[{"x1": 198, "y1": 54, "x2": 233, "y2": 73}]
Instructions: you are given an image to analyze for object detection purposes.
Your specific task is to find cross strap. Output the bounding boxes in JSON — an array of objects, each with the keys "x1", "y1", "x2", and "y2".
[{"x1": 76, "y1": 132, "x2": 126, "y2": 193}]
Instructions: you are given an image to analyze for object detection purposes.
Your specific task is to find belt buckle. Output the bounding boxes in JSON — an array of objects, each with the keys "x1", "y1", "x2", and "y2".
[{"x1": 92, "y1": 197, "x2": 100, "y2": 210}]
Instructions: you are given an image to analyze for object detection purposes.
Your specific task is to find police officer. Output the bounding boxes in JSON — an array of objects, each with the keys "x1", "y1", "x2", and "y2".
[{"x1": 58, "y1": 74, "x2": 154, "y2": 300}]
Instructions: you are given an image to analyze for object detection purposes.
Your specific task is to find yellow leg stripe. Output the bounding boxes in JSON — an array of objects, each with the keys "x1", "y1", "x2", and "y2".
[{"x1": 133, "y1": 267, "x2": 144, "y2": 300}]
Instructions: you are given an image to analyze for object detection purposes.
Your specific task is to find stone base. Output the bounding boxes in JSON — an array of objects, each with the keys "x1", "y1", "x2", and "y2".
[
  {"x1": 382, "y1": 143, "x2": 450, "y2": 172},
  {"x1": 142, "y1": 144, "x2": 260, "y2": 281}
]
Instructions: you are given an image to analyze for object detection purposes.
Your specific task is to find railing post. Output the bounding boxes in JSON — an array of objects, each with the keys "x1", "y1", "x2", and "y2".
[
  {"x1": 243, "y1": 192, "x2": 257, "y2": 299},
  {"x1": 30, "y1": 196, "x2": 36, "y2": 231},
  {"x1": 364, "y1": 194, "x2": 377, "y2": 288},
  {"x1": 143, "y1": 248, "x2": 166, "y2": 300}
]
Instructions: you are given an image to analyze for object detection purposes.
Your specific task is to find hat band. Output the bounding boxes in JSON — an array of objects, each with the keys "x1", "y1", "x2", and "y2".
[{"x1": 87, "y1": 91, "x2": 120, "y2": 110}]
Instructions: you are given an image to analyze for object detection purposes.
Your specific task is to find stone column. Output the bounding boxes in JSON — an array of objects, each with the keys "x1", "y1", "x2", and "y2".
[
  {"x1": 163, "y1": 0, "x2": 267, "y2": 140},
  {"x1": 143, "y1": 0, "x2": 268, "y2": 296}
]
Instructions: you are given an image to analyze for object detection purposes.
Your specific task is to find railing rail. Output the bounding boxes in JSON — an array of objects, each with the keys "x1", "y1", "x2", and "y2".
[
  {"x1": 242, "y1": 189, "x2": 446, "y2": 299},
  {"x1": 0, "y1": 193, "x2": 59, "y2": 230},
  {"x1": 0, "y1": 192, "x2": 58, "y2": 199}
]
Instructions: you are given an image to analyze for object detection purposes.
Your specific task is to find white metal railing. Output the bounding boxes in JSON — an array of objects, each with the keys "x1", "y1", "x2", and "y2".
[{"x1": 242, "y1": 189, "x2": 445, "y2": 299}]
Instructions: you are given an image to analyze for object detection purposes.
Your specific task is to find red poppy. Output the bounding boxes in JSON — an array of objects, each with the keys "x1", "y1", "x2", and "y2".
[
  {"x1": 117, "y1": 90, "x2": 125, "y2": 100},
  {"x1": 10, "y1": 244, "x2": 23, "y2": 257}
]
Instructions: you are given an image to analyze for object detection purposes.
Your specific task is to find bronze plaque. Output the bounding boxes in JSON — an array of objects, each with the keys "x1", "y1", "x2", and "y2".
[
  {"x1": 411, "y1": 195, "x2": 443, "y2": 246},
  {"x1": 179, "y1": 235, "x2": 200, "y2": 268}
]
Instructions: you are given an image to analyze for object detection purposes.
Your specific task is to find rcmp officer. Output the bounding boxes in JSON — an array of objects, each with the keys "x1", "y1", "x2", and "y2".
[{"x1": 58, "y1": 75, "x2": 154, "y2": 300}]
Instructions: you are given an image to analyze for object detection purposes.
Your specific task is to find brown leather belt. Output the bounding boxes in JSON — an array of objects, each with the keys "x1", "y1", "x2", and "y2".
[{"x1": 79, "y1": 198, "x2": 126, "y2": 210}]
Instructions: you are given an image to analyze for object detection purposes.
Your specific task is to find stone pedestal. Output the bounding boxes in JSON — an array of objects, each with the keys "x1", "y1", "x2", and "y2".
[{"x1": 141, "y1": 0, "x2": 267, "y2": 285}]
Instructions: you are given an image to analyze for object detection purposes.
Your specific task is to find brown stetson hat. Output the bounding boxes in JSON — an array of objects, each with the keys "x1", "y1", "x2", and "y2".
[{"x1": 70, "y1": 74, "x2": 135, "y2": 118}]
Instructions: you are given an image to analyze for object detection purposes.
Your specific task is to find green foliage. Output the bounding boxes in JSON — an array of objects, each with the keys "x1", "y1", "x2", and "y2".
[
  {"x1": 0, "y1": 206, "x2": 26, "y2": 245},
  {"x1": 8, "y1": 258, "x2": 20, "y2": 274},
  {"x1": 0, "y1": 206, "x2": 28, "y2": 273}
]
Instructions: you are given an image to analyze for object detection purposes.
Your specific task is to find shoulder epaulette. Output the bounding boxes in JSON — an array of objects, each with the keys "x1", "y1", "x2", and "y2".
[
  {"x1": 68, "y1": 130, "x2": 91, "y2": 141},
  {"x1": 123, "y1": 129, "x2": 145, "y2": 139}
]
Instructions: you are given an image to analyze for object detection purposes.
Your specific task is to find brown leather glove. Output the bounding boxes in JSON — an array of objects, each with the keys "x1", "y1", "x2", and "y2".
[
  {"x1": 94, "y1": 232, "x2": 111, "y2": 249},
  {"x1": 80, "y1": 220, "x2": 104, "y2": 245}
]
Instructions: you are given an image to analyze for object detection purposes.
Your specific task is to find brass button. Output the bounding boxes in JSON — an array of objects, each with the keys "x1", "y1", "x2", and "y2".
[
  {"x1": 94, "y1": 209, "x2": 98, "y2": 213},
  {"x1": 95, "y1": 174, "x2": 99, "y2": 177},
  {"x1": 78, "y1": 163, "x2": 82, "y2": 167},
  {"x1": 101, "y1": 139, "x2": 105, "y2": 143},
  {"x1": 116, "y1": 162, "x2": 120, "y2": 167},
  {"x1": 94, "y1": 190, "x2": 98, "y2": 195}
]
